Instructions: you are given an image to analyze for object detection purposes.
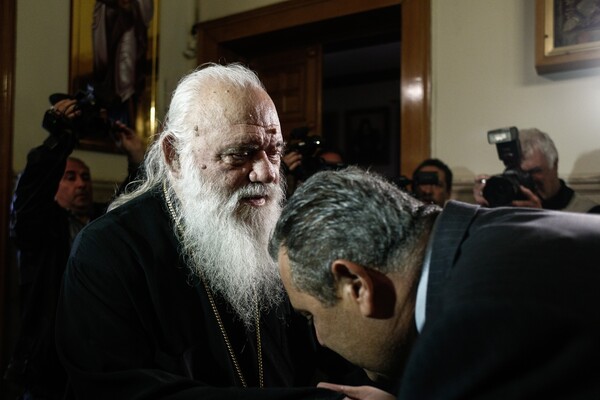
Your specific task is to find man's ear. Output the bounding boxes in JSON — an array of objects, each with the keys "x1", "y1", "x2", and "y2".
[
  {"x1": 331, "y1": 260, "x2": 395, "y2": 319},
  {"x1": 162, "y1": 134, "x2": 181, "y2": 177}
]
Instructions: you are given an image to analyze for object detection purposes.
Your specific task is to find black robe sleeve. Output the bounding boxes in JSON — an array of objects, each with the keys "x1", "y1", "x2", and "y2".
[{"x1": 55, "y1": 193, "x2": 345, "y2": 400}]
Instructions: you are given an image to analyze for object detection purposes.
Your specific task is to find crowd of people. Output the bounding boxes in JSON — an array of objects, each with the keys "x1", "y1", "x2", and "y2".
[
  {"x1": 411, "y1": 130, "x2": 599, "y2": 214},
  {"x1": 4, "y1": 62, "x2": 600, "y2": 400}
]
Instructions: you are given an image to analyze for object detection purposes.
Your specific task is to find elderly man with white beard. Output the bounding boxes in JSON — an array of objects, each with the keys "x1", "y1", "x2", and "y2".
[{"x1": 54, "y1": 63, "x2": 353, "y2": 399}]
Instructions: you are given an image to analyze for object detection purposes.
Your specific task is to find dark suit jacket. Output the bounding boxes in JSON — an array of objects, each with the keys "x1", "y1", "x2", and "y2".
[{"x1": 398, "y1": 201, "x2": 600, "y2": 399}]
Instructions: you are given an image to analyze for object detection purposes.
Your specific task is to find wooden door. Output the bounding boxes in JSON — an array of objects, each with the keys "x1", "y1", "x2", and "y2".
[
  {"x1": 248, "y1": 46, "x2": 322, "y2": 139},
  {"x1": 195, "y1": 0, "x2": 431, "y2": 176}
]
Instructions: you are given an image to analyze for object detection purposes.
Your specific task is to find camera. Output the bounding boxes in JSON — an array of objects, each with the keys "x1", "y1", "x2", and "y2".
[
  {"x1": 391, "y1": 171, "x2": 438, "y2": 197},
  {"x1": 410, "y1": 171, "x2": 440, "y2": 201},
  {"x1": 413, "y1": 171, "x2": 439, "y2": 187},
  {"x1": 483, "y1": 127, "x2": 537, "y2": 207},
  {"x1": 286, "y1": 127, "x2": 346, "y2": 180},
  {"x1": 43, "y1": 84, "x2": 115, "y2": 140}
]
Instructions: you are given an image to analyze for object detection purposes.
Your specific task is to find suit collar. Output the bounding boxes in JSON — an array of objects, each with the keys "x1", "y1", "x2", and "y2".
[{"x1": 424, "y1": 201, "x2": 480, "y2": 323}]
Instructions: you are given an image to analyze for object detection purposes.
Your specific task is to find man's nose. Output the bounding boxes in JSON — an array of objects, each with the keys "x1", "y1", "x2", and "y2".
[{"x1": 250, "y1": 152, "x2": 278, "y2": 183}]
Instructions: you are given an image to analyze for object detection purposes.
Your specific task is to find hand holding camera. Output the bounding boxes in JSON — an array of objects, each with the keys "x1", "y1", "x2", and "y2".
[
  {"x1": 43, "y1": 85, "x2": 116, "y2": 141},
  {"x1": 50, "y1": 99, "x2": 81, "y2": 120},
  {"x1": 42, "y1": 88, "x2": 146, "y2": 163},
  {"x1": 282, "y1": 151, "x2": 302, "y2": 174},
  {"x1": 511, "y1": 185, "x2": 542, "y2": 208},
  {"x1": 482, "y1": 127, "x2": 539, "y2": 207},
  {"x1": 284, "y1": 126, "x2": 346, "y2": 181}
]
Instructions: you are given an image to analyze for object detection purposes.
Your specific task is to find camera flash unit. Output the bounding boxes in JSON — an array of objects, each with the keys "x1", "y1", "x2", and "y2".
[{"x1": 487, "y1": 127, "x2": 518, "y2": 144}]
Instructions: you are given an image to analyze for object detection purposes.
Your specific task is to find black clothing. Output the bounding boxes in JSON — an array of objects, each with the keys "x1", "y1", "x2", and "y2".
[
  {"x1": 542, "y1": 179, "x2": 600, "y2": 213},
  {"x1": 6, "y1": 132, "x2": 103, "y2": 398},
  {"x1": 399, "y1": 201, "x2": 600, "y2": 399},
  {"x1": 6, "y1": 128, "x2": 139, "y2": 399},
  {"x1": 541, "y1": 179, "x2": 572, "y2": 210},
  {"x1": 55, "y1": 189, "x2": 344, "y2": 399}
]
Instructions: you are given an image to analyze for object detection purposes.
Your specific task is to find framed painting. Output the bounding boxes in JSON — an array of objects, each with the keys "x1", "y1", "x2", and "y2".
[
  {"x1": 536, "y1": 0, "x2": 600, "y2": 74},
  {"x1": 345, "y1": 107, "x2": 390, "y2": 165},
  {"x1": 69, "y1": 0, "x2": 159, "y2": 152}
]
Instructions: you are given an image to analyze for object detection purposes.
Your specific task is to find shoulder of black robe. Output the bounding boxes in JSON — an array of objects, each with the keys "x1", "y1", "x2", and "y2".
[{"x1": 55, "y1": 189, "x2": 346, "y2": 399}]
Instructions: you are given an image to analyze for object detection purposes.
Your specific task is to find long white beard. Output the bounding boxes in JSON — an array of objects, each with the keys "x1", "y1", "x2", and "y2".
[{"x1": 173, "y1": 166, "x2": 285, "y2": 328}]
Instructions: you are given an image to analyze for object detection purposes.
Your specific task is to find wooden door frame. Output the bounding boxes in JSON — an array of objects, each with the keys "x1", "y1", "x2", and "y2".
[
  {"x1": 196, "y1": 0, "x2": 431, "y2": 177},
  {"x1": 0, "y1": 0, "x2": 16, "y2": 379}
]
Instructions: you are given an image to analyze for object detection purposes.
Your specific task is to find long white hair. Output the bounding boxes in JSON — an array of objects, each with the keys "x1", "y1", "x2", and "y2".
[
  {"x1": 110, "y1": 63, "x2": 285, "y2": 327},
  {"x1": 109, "y1": 63, "x2": 266, "y2": 211}
]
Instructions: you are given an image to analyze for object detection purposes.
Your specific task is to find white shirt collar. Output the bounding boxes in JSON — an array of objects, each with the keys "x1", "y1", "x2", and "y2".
[{"x1": 414, "y1": 215, "x2": 440, "y2": 333}]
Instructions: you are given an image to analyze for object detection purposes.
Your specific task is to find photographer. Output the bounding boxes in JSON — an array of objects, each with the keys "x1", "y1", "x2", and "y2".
[
  {"x1": 474, "y1": 128, "x2": 600, "y2": 213},
  {"x1": 4, "y1": 97, "x2": 145, "y2": 400},
  {"x1": 282, "y1": 128, "x2": 345, "y2": 196},
  {"x1": 283, "y1": 148, "x2": 344, "y2": 196},
  {"x1": 411, "y1": 158, "x2": 453, "y2": 207}
]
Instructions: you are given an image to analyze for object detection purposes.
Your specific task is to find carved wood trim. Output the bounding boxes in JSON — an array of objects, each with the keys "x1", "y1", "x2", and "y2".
[
  {"x1": 197, "y1": 0, "x2": 402, "y2": 42},
  {"x1": 0, "y1": 0, "x2": 16, "y2": 373},
  {"x1": 196, "y1": 0, "x2": 431, "y2": 176},
  {"x1": 401, "y1": 0, "x2": 431, "y2": 176}
]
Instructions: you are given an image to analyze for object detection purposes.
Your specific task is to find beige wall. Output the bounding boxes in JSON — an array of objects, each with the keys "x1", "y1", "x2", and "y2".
[
  {"x1": 432, "y1": 0, "x2": 600, "y2": 189},
  {"x1": 13, "y1": 0, "x2": 198, "y2": 189},
  {"x1": 13, "y1": 0, "x2": 600, "y2": 200},
  {"x1": 12, "y1": 0, "x2": 280, "y2": 190}
]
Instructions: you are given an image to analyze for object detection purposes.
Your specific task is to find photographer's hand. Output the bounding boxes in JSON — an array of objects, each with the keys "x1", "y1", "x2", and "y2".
[
  {"x1": 42, "y1": 99, "x2": 82, "y2": 148},
  {"x1": 51, "y1": 99, "x2": 80, "y2": 120},
  {"x1": 113, "y1": 121, "x2": 146, "y2": 165},
  {"x1": 512, "y1": 185, "x2": 542, "y2": 209},
  {"x1": 473, "y1": 174, "x2": 490, "y2": 206},
  {"x1": 283, "y1": 151, "x2": 302, "y2": 173}
]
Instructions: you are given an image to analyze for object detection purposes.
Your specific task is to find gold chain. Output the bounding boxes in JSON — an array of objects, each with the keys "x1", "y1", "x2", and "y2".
[{"x1": 162, "y1": 181, "x2": 264, "y2": 388}]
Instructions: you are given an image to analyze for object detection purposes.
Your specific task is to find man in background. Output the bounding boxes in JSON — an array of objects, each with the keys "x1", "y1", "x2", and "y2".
[
  {"x1": 5, "y1": 97, "x2": 145, "y2": 400},
  {"x1": 271, "y1": 167, "x2": 600, "y2": 399},
  {"x1": 411, "y1": 158, "x2": 453, "y2": 207},
  {"x1": 474, "y1": 128, "x2": 600, "y2": 213}
]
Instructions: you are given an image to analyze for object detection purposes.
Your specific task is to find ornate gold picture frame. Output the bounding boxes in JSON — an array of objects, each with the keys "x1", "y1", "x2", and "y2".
[
  {"x1": 69, "y1": 0, "x2": 159, "y2": 153},
  {"x1": 536, "y1": 0, "x2": 600, "y2": 74}
]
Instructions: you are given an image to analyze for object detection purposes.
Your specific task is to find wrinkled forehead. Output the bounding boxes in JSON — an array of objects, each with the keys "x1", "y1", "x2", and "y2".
[{"x1": 201, "y1": 81, "x2": 279, "y2": 127}]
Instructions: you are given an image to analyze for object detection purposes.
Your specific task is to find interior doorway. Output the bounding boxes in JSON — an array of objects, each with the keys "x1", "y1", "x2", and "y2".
[
  {"x1": 195, "y1": 0, "x2": 430, "y2": 177},
  {"x1": 322, "y1": 40, "x2": 401, "y2": 179}
]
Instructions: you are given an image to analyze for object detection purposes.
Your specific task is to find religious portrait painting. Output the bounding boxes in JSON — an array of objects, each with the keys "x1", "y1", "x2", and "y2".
[
  {"x1": 536, "y1": 0, "x2": 600, "y2": 73},
  {"x1": 70, "y1": 0, "x2": 159, "y2": 152}
]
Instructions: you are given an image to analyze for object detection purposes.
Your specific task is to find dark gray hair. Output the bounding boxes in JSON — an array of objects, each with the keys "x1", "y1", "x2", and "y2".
[{"x1": 270, "y1": 167, "x2": 440, "y2": 305}]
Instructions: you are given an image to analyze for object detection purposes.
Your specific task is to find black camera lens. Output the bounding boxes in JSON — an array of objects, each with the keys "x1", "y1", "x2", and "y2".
[
  {"x1": 483, "y1": 175, "x2": 521, "y2": 207},
  {"x1": 483, "y1": 168, "x2": 536, "y2": 208},
  {"x1": 413, "y1": 171, "x2": 439, "y2": 186},
  {"x1": 484, "y1": 127, "x2": 539, "y2": 208}
]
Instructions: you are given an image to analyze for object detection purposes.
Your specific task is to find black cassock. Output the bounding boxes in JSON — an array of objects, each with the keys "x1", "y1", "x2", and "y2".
[{"x1": 56, "y1": 189, "x2": 351, "y2": 399}]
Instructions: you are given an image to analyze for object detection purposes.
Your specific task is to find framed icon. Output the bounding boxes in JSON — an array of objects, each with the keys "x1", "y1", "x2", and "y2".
[{"x1": 69, "y1": 0, "x2": 159, "y2": 152}]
